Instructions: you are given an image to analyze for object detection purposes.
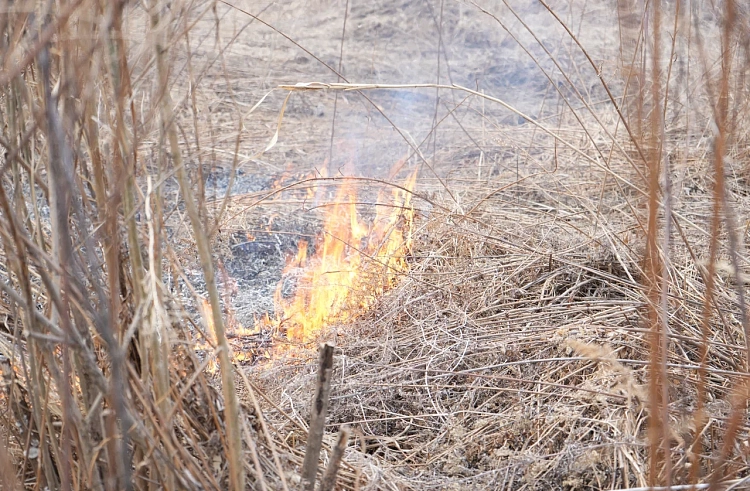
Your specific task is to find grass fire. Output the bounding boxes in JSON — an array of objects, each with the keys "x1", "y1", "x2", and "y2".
[
  {"x1": 272, "y1": 171, "x2": 417, "y2": 342},
  {"x1": 2, "y1": 1, "x2": 750, "y2": 490}
]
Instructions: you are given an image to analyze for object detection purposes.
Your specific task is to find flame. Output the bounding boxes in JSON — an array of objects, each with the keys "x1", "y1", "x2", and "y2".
[{"x1": 274, "y1": 169, "x2": 417, "y2": 342}]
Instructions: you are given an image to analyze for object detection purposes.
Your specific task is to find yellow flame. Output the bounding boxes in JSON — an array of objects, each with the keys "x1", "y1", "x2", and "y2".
[{"x1": 274, "y1": 169, "x2": 417, "y2": 342}]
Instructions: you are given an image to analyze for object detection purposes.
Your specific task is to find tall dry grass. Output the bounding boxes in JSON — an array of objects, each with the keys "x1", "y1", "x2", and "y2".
[
  {"x1": 0, "y1": 1, "x2": 266, "y2": 489},
  {"x1": 623, "y1": 0, "x2": 750, "y2": 486}
]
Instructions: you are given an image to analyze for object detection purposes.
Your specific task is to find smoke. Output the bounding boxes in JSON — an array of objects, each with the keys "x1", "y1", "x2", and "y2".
[{"x1": 307, "y1": 0, "x2": 625, "y2": 180}]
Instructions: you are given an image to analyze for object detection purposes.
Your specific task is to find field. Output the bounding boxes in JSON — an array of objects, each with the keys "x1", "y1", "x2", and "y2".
[{"x1": 1, "y1": 0, "x2": 750, "y2": 490}]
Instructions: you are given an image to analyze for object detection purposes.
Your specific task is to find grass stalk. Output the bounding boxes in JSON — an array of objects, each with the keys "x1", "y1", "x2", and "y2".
[
  {"x1": 302, "y1": 343, "x2": 335, "y2": 490},
  {"x1": 146, "y1": 1, "x2": 245, "y2": 489}
]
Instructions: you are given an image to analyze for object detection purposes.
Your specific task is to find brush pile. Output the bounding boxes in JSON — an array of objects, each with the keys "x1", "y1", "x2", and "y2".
[{"x1": 255, "y1": 7, "x2": 750, "y2": 484}]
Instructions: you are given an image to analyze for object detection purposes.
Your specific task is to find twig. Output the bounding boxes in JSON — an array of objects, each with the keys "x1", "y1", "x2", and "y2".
[
  {"x1": 318, "y1": 425, "x2": 350, "y2": 491},
  {"x1": 302, "y1": 343, "x2": 335, "y2": 490}
]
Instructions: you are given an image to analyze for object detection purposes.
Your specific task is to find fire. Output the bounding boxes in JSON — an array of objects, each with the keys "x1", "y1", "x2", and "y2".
[{"x1": 274, "y1": 170, "x2": 417, "y2": 342}]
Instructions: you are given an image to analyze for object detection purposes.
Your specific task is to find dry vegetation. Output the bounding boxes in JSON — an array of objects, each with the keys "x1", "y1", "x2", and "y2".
[{"x1": 2, "y1": 0, "x2": 750, "y2": 490}]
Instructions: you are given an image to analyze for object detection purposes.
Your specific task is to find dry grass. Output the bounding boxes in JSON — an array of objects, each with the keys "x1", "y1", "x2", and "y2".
[{"x1": 2, "y1": 0, "x2": 750, "y2": 490}]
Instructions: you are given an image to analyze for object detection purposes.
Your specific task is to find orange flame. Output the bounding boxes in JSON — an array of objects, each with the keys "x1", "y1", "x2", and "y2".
[{"x1": 274, "y1": 169, "x2": 417, "y2": 342}]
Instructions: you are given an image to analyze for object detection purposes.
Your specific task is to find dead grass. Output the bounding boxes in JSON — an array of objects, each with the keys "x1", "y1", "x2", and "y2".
[{"x1": 2, "y1": 0, "x2": 750, "y2": 490}]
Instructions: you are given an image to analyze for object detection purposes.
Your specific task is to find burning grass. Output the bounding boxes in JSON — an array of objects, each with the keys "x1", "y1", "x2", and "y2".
[
  {"x1": 2, "y1": 0, "x2": 750, "y2": 490},
  {"x1": 271, "y1": 171, "x2": 417, "y2": 342}
]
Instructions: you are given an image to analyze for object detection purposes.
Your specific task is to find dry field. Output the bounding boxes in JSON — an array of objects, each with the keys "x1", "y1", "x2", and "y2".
[{"x1": 1, "y1": 0, "x2": 750, "y2": 490}]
